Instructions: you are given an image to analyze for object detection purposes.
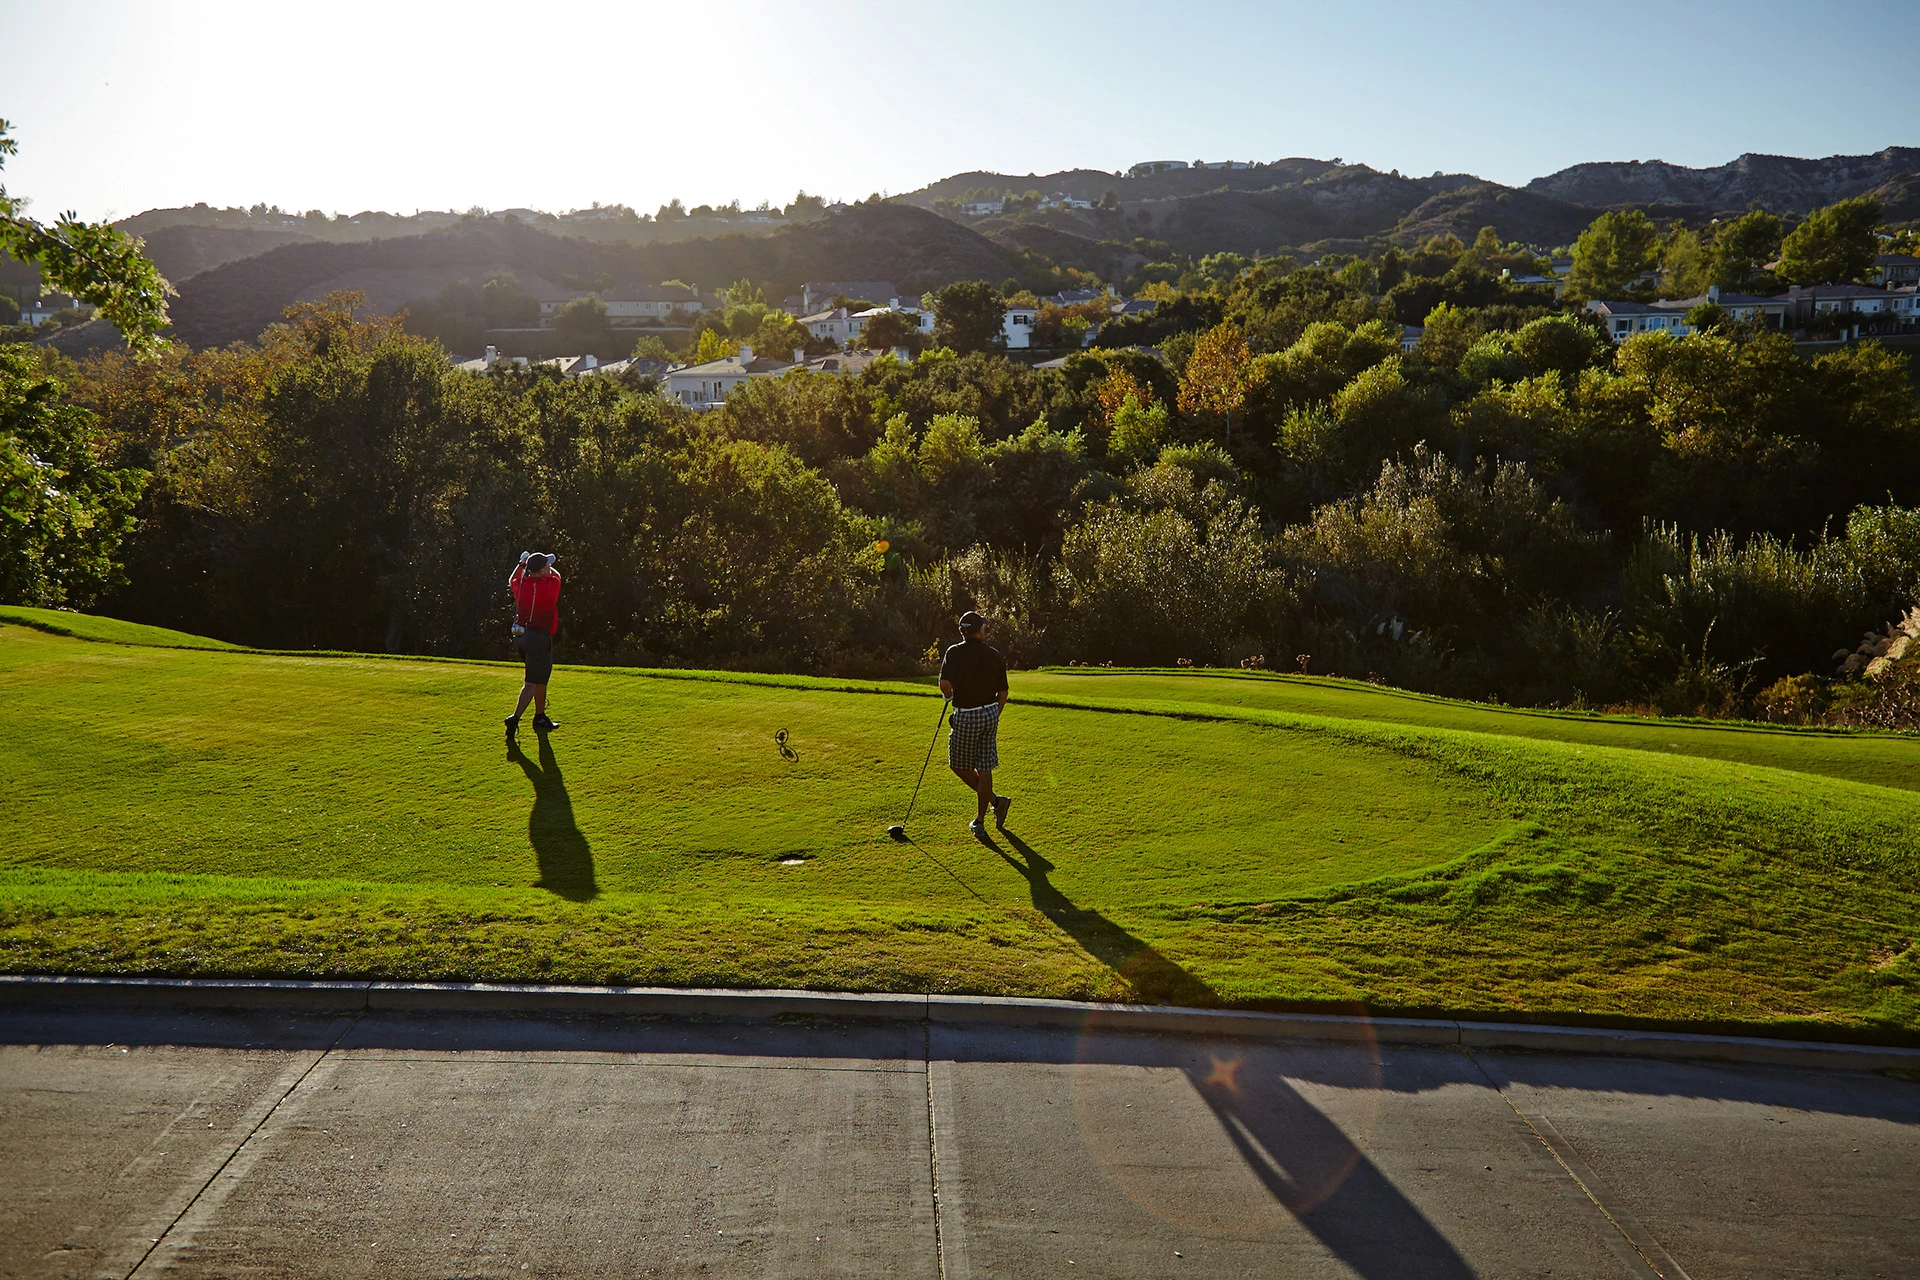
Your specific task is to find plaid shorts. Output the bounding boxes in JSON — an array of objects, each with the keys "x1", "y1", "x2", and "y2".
[{"x1": 948, "y1": 702, "x2": 1001, "y2": 771}]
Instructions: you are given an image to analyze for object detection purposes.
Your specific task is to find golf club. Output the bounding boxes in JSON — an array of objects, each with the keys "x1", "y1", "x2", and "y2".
[{"x1": 887, "y1": 695, "x2": 950, "y2": 841}]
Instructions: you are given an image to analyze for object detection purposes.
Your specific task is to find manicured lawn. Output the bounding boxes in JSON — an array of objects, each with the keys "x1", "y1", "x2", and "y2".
[
  {"x1": 3, "y1": 619, "x2": 1916, "y2": 1039},
  {"x1": 1020, "y1": 668, "x2": 1920, "y2": 793}
]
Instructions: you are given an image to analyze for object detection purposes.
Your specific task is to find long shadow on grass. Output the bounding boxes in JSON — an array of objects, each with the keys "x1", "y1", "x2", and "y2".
[
  {"x1": 508, "y1": 733, "x2": 597, "y2": 900},
  {"x1": 991, "y1": 830, "x2": 1215, "y2": 1007},
  {"x1": 986, "y1": 827, "x2": 1476, "y2": 1279}
]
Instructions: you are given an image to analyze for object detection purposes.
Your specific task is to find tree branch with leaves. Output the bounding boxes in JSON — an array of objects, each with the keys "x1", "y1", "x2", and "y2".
[{"x1": 0, "y1": 119, "x2": 174, "y2": 354}]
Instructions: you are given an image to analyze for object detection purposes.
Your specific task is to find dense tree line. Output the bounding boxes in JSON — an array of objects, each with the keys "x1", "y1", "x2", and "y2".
[{"x1": 9, "y1": 207, "x2": 1920, "y2": 725}]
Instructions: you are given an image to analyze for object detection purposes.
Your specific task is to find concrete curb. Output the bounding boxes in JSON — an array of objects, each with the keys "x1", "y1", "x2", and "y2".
[{"x1": 5, "y1": 975, "x2": 1918, "y2": 1073}]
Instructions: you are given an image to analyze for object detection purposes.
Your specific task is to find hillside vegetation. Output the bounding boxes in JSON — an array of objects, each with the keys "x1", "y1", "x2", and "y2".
[{"x1": 2, "y1": 618, "x2": 1916, "y2": 1038}]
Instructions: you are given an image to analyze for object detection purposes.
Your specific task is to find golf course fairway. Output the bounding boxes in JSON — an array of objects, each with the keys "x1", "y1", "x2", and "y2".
[{"x1": 4, "y1": 607, "x2": 1917, "y2": 1039}]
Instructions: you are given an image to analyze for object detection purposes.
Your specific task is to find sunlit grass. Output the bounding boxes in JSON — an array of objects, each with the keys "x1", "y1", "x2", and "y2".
[{"x1": 3, "y1": 619, "x2": 1915, "y2": 1037}]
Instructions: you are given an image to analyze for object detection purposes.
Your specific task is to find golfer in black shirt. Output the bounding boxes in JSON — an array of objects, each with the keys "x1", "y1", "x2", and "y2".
[{"x1": 939, "y1": 610, "x2": 1012, "y2": 835}]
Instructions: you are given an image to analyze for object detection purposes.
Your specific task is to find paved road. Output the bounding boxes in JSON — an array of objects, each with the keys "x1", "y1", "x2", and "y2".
[{"x1": 1, "y1": 1004, "x2": 1915, "y2": 1279}]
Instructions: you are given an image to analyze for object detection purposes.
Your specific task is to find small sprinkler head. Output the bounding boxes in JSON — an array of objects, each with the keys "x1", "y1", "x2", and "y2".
[{"x1": 886, "y1": 824, "x2": 908, "y2": 841}]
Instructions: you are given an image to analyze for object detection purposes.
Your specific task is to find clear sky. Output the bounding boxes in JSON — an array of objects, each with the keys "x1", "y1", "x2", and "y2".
[{"x1": 4, "y1": 0, "x2": 1913, "y2": 224}]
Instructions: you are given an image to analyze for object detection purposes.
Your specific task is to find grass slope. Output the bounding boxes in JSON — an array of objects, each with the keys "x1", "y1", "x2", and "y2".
[
  {"x1": 1021, "y1": 668, "x2": 1920, "y2": 794},
  {"x1": 3, "y1": 621, "x2": 1916, "y2": 1038}
]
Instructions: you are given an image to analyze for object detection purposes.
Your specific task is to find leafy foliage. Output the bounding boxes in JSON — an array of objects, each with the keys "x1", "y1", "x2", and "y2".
[{"x1": 0, "y1": 121, "x2": 173, "y2": 352}]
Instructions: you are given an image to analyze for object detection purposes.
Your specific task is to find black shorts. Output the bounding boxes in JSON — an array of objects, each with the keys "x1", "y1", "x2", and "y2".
[{"x1": 516, "y1": 629, "x2": 554, "y2": 685}]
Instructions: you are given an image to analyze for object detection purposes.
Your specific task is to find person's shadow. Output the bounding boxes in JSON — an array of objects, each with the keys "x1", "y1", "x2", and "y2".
[
  {"x1": 507, "y1": 733, "x2": 597, "y2": 901},
  {"x1": 994, "y1": 830, "x2": 1216, "y2": 1007},
  {"x1": 987, "y1": 828, "x2": 1476, "y2": 1279}
]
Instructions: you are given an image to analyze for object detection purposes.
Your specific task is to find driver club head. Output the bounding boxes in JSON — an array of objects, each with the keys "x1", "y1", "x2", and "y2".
[{"x1": 886, "y1": 824, "x2": 908, "y2": 841}]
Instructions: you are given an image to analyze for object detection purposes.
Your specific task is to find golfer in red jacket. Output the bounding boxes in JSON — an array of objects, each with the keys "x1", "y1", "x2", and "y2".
[{"x1": 506, "y1": 552, "x2": 562, "y2": 741}]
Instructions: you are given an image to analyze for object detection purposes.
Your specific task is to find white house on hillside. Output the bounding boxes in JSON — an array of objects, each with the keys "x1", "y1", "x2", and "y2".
[
  {"x1": 801, "y1": 306, "x2": 865, "y2": 345},
  {"x1": 603, "y1": 284, "x2": 705, "y2": 324},
  {"x1": 799, "y1": 281, "x2": 898, "y2": 312},
  {"x1": 1002, "y1": 305, "x2": 1038, "y2": 350},
  {"x1": 660, "y1": 346, "x2": 796, "y2": 408}
]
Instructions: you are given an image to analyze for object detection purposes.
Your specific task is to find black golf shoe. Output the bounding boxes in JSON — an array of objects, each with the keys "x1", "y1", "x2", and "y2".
[
  {"x1": 532, "y1": 714, "x2": 559, "y2": 733},
  {"x1": 993, "y1": 794, "x2": 1012, "y2": 828},
  {"x1": 504, "y1": 715, "x2": 520, "y2": 742}
]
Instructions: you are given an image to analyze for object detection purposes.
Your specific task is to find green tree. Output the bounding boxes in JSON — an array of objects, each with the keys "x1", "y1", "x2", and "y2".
[
  {"x1": 1777, "y1": 196, "x2": 1882, "y2": 286},
  {"x1": 1661, "y1": 225, "x2": 1713, "y2": 297},
  {"x1": 859, "y1": 309, "x2": 923, "y2": 354},
  {"x1": 1416, "y1": 302, "x2": 1477, "y2": 369},
  {"x1": 553, "y1": 295, "x2": 610, "y2": 350},
  {"x1": 0, "y1": 346, "x2": 148, "y2": 605},
  {"x1": 1106, "y1": 394, "x2": 1170, "y2": 469},
  {"x1": 1710, "y1": 210, "x2": 1783, "y2": 291},
  {"x1": 0, "y1": 120, "x2": 172, "y2": 352},
  {"x1": 1566, "y1": 209, "x2": 1660, "y2": 298},
  {"x1": 930, "y1": 281, "x2": 1006, "y2": 354},
  {"x1": 694, "y1": 329, "x2": 740, "y2": 362}
]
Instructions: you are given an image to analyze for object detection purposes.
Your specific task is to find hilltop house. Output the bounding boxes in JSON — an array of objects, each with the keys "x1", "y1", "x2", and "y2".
[
  {"x1": 798, "y1": 281, "x2": 898, "y2": 313},
  {"x1": 1871, "y1": 254, "x2": 1920, "y2": 287},
  {"x1": 800, "y1": 306, "x2": 865, "y2": 345},
  {"x1": 960, "y1": 198, "x2": 1005, "y2": 217},
  {"x1": 660, "y1": 346, "x2": 796, "y2": 408},
  {"x1": 1002, "y1": 305, "x2": 1039, "y2": 350},
  {"x1": 603, "y1": 284, "x2": 705, "y2": 325},
  {"x1": 1585, "y1": 286, "x2": 1789, "y2": 341},
  {"x1": 1777, "y1": 283, "x2": 1919, "y2": 335}
]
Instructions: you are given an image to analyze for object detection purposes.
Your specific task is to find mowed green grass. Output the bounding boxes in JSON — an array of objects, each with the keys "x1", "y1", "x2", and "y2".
[
  {"x1": 1021, "y1": 668, "x2": 1920, "y2": 794},
  {"x1": 3, "y1": 618, "x2": 1917, "y2": 1039}
]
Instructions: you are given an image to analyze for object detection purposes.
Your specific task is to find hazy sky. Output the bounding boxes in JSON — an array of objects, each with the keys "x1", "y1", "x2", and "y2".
[{"x1": 4, "y1": 0, "x2": 1913, "y2": 223}]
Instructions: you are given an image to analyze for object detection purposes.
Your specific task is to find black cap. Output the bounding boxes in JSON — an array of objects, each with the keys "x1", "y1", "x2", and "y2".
[
  {"x1": 958, "y1": 610, "x2": 987, "y2": 631},
  {"x1": 527, "y1": 553, "x2": 554, "y2": 571}
]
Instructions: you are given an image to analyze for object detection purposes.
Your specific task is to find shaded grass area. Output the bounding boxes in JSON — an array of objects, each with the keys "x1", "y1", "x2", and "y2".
[
  {"x1": 2, "y1": 622, "x2": 1917, "y2": 1038},
  {"x1": 0, "y1": 605, "x2": 240, "y2": 650}
]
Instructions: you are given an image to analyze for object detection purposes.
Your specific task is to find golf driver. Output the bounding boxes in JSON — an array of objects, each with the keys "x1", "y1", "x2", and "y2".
[{"x1": 887, "y1": 695, "x2": 950, "y2": 841}]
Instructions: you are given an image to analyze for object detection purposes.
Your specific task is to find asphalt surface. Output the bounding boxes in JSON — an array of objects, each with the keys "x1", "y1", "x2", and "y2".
[{"x1": 1, "y1": 1004, "x2": 1915, "y2": 1279}]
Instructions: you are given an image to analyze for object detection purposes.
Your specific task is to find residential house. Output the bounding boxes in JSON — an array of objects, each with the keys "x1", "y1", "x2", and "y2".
[
  {"x1": 1777, "y1": 283, "x2": 1918, "y2": 335},
  {"x1": 449, "y1": 345, "x2": 530, "y2": 373},
  {"x1": 1195, "y1": 160, "x2": 1253, "y2": 170},
  {"x1": 1108, "y1": 298, "x2": 1159, "y2": 318},
  {"x1": 853, "y1": 302, "x2": 937, "y2": 338},
  {"x1": 537, "y1": 354, "x2": 601, "y2": 376},
  {"x1": 1871, "y1": 254, "x2": 1920, "y2": 287},
  {"x1": 800, "y1": 281, "x2": 898, "y2": 312},
  {"x1": 660, "y1": 346, "x2": 794, "y2": 408},
  {"x1": 579, "y1": 356, "x2": 672, "y2": 380},
  {"x1": 1035, "y1": 194, "x2": 1094, "y2": 211},
  {"x1": 800, "y1": 306, "x2": 866, "y2": 345},
  {"x1": 602, "y1": 283, "x2": 705, "y2": 325},
  {"x1": 1002, "y1": 305, "x2": 1039, "y2": 350},
  {"x1": 19, "y1": 293, "x2": 86, "y2": 326},
  {"x1": 960, "y1": 198, "x2": 1005, "y2": 217},
  {"x1": 531, "y1": 281, "x2": 593, "y2": 323},
  {"x1": 1043, "y1": 288, "x2": 1109, "y2": 307},
  {"x1": 1583, "y1": 299, "x2": 1696, "y2": 342},
  {"x1": 797, "y1": 348, "x2": 909, "y2": 376},
  {"x1": 1399, "y1": 325, "x2": 1424, "y2": 353},
  {"x1": 1586, "y1": 286, "x2": 1789, "y2": 342}
]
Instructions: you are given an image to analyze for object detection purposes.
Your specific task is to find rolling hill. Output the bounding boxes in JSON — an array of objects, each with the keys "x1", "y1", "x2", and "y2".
[
  {"x1": 162, "y1": 204, "x2": 1024, "y2": 348},
  {"x1": 2, "y1": 608, "x2": 1915, "y2": 1037}
]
